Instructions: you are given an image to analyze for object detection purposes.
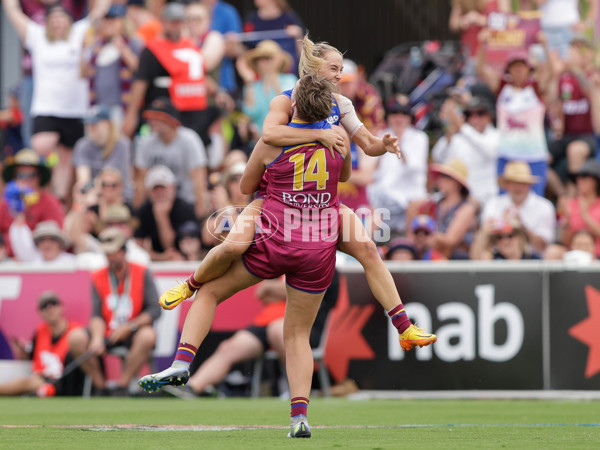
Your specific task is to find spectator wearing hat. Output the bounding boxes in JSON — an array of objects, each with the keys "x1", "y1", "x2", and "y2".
[
  {"x1": 0, "y1": 291, "x2": 85, "y2": 397},
  {"x1": 432, "y1": 95, "x2": 499, "y2": 205},
  {"x1": 385, "y1": 237, "x2": 417, "y2": 261},
  {"x1": 66, "y1": 167, "x2": 132, "y2": 250},
  {"x1": 409, "y1": 215, "x2": 447, "y2": 261},
  {"x1": 69, "y1": 227, "x2": 161, "y2": 395},
  {"x1": 0, "y1": 149, "x2": 64, "y2": 255},
  {"x1": 72, "y1": 107, "x2": 133, "y2": 202},
  {"x1": 408, "y1": 158, "x2": 477, "y2": 259},
  {"x1": 338, "y1": 59, "x2": 386, "y2": 134},
  {"x1": 559, "y1": 159, "x2": 600, "y2": 256},
  {"x1": 476, "y1": 29, "x2": 554, "y2": 196},
  {"x1": 123, "y1": 1, "x2": 220, "y2": 152},
  {"x1": 481, "y1": 160, "x2": 556, "y2": 253},
  {"x1": 10, "y1": 219, "x2": 75, "y2": 265},
  {"x1": 368, "y1": 95, "x2": 428, "y2": 235},
  {"x1": 133, "y1": 97, "x2": 208, "y2": 217},
  {"x1": 470, "y1": 217, "x2": 541, "y2": 260},
  {"x1": 1, "y1": 0, "x2": 112, "y2": 203},
  {"x1": 134, "y1": 165, "x2": 198, "y2": 261},
  {"x1": 68, "y1": 200, "x2": 150, "y2": 268},
  {"x1": 238, "y1": 39, "x2": 297, "y2": 132},
  {"x1": 82, "y1": 4, "x2": 144, "y2": 126}
]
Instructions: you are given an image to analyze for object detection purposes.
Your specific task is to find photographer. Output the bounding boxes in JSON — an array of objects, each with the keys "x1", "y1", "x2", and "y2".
[{"x1": 0, "y1": 149, "x2": 64, "y2": 255}]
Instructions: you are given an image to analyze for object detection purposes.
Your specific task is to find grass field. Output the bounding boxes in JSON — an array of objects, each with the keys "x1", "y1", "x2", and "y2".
[{"x1": 1, "y1": 397, "x2": 599, "y2": 449}]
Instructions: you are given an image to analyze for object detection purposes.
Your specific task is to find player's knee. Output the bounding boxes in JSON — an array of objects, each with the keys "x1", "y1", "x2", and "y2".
[
  {"x1": 219, "y1": 241, "x2": 245, "y2": 260},
  {"x1": 354, "y1": 238, "x2": 380, "y2": 264}
]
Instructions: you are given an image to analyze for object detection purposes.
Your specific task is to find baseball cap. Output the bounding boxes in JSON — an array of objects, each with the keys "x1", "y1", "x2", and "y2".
[
  {"x1": 143, "y1": 97, "x2": 180, "y2": 127},
  {"x1": 105, "y1": 4, "x2": 126, "y2": 18},
  {"x1": 340, "y1": 59, "x2": 358, "y2": 83},
  {"x1": 144, "y1": 165, "x2": 176, "y2": 189},
  {"x1": 464, "y1": 96, "x2": 494, "y2": 115},
  {"x1": 99, "y1": 227, "x2": 128, "y2": 254},
  {"x1": 385, "y1": 96, "x2": 413, "y2": 118},
  {"x1": 177, "y1": 220, "x2": 201, "y2": 238},
  {"x1": 386, "y1": 237, "x2": 417, "y2": 260},
  {"x1": 410, "y1": 215, "x2": 436, "y2": 234},
  {"x1": 161, "y1": 2, "x2": 186, "y2": 21},
  {"x1": 85, "y1": 105, "x2": 111, "y2": 124}
]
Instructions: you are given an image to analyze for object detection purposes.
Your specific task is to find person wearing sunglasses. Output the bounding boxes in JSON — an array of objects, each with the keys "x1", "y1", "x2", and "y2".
[
  {"x1": 0, "y1": 149, "x2": 65, "y2": 256},
  {"x1": 0, "y1": 291, "x2": 85, "y2": 397},
  {"x1": 470, "y1": 218, "x2": 541, "y2": 260},
  {"x1": 432, "y1": 95, "x2": 499, "y2": 206}
]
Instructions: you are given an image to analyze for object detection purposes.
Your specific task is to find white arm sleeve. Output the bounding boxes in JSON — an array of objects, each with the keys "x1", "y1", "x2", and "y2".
[{"x1": 337, "y1": 94, "x2": 364, "y2": 138}]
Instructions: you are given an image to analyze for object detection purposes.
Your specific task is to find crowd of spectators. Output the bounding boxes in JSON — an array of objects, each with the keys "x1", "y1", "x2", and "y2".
[{"x1": 0, "y1": 0, "x2": 599, "y2": 271}]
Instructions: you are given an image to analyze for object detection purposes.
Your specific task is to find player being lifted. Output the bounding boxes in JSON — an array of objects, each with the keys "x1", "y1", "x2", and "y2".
[{"x1": 160, "y1": 34, "x2": 437, "y2": 352}]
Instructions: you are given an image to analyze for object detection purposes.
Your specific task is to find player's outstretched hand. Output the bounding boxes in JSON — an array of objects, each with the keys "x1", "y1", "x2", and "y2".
[{"x1": 383, "y1": 133, "x2": 405, "y2": 162}]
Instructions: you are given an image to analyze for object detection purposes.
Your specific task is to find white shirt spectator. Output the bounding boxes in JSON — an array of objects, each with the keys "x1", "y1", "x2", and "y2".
[
  {"x1": 9, "y1": 221, "x2": 76, "y2": 265},
  {"x1": 367, "y1": 126, "x2": 429, "y2": 233},
  {"x1": 481, "y1": 191, "x2": 556, "y2": 246},
  {"x1": 432, "y1": 123, "x2": 499, "y2": 204},
  {"x1": 26, "y1": 20, "x2": 91, "y2": 118}
]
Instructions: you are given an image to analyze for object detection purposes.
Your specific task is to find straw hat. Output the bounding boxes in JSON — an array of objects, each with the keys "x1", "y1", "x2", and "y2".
[
  {"x1": 32, "y1": 221, "x2": 70, "y2": 249},
  {"x1": 98, "y1": 227, "x2": 128, "y2": 254},
  {"x1": 245, "y1": 40, "x2": 293, "y2": 73},
  {"x1": 2, "y1": 149, "x2": 51, "y2": 186},
  {"x1": 99, "y1": 204, "x2": 139, "y2": 230},
  {"x1": 430, "y1": 158, "x2": 469, "y2": 191},
  {"x1": 500, "y1": 161, "x2": 540, "y2": 185}
]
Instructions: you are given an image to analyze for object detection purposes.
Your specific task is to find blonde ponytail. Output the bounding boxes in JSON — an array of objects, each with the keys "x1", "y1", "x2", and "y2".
[{"x1": 298, "y1": 32, "x2": 342, "y2": 77}]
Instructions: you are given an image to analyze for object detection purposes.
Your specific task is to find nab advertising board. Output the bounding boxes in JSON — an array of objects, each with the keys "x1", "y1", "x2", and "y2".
[
  {"x1": 329, "y1": 267, "x2": 543, "y2": 390},
  {"x1": 325, "y1": 262, "x2": 600, "y2": 390}
]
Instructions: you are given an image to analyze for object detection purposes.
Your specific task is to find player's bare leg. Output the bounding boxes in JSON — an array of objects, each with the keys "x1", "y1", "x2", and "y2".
[
  {"x1": 140, "y1": 259, "x2": 262, "y2": 393},
  {"x1": 337, "y1": 205, "x2": 436, "y2": 350},
  {"x1": 283, "y1": 285, "x2": 324, "y2": 438},
  {"x1": 337, "y1": 205, "x2": 401, "y2": 310},
  {"x1": 159, "y1": 199, "x2": 263, "y2": 310}
]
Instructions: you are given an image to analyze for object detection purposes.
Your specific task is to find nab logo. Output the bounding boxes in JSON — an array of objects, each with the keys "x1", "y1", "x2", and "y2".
[
  {"x1": 389, "y1": 284, "x2": 524, "y2": 362},
  {"x1": 569, "y1": 285, "x2": 600, "y2": 379}
]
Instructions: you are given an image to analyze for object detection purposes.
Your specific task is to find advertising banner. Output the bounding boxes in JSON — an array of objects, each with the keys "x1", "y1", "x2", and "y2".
[
  {"x1": 327, "y1": 268, "x2": 545, "y2": 390},
  {"x1": 549, "y1": 271, "x2": 600, "y2": 389}
]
